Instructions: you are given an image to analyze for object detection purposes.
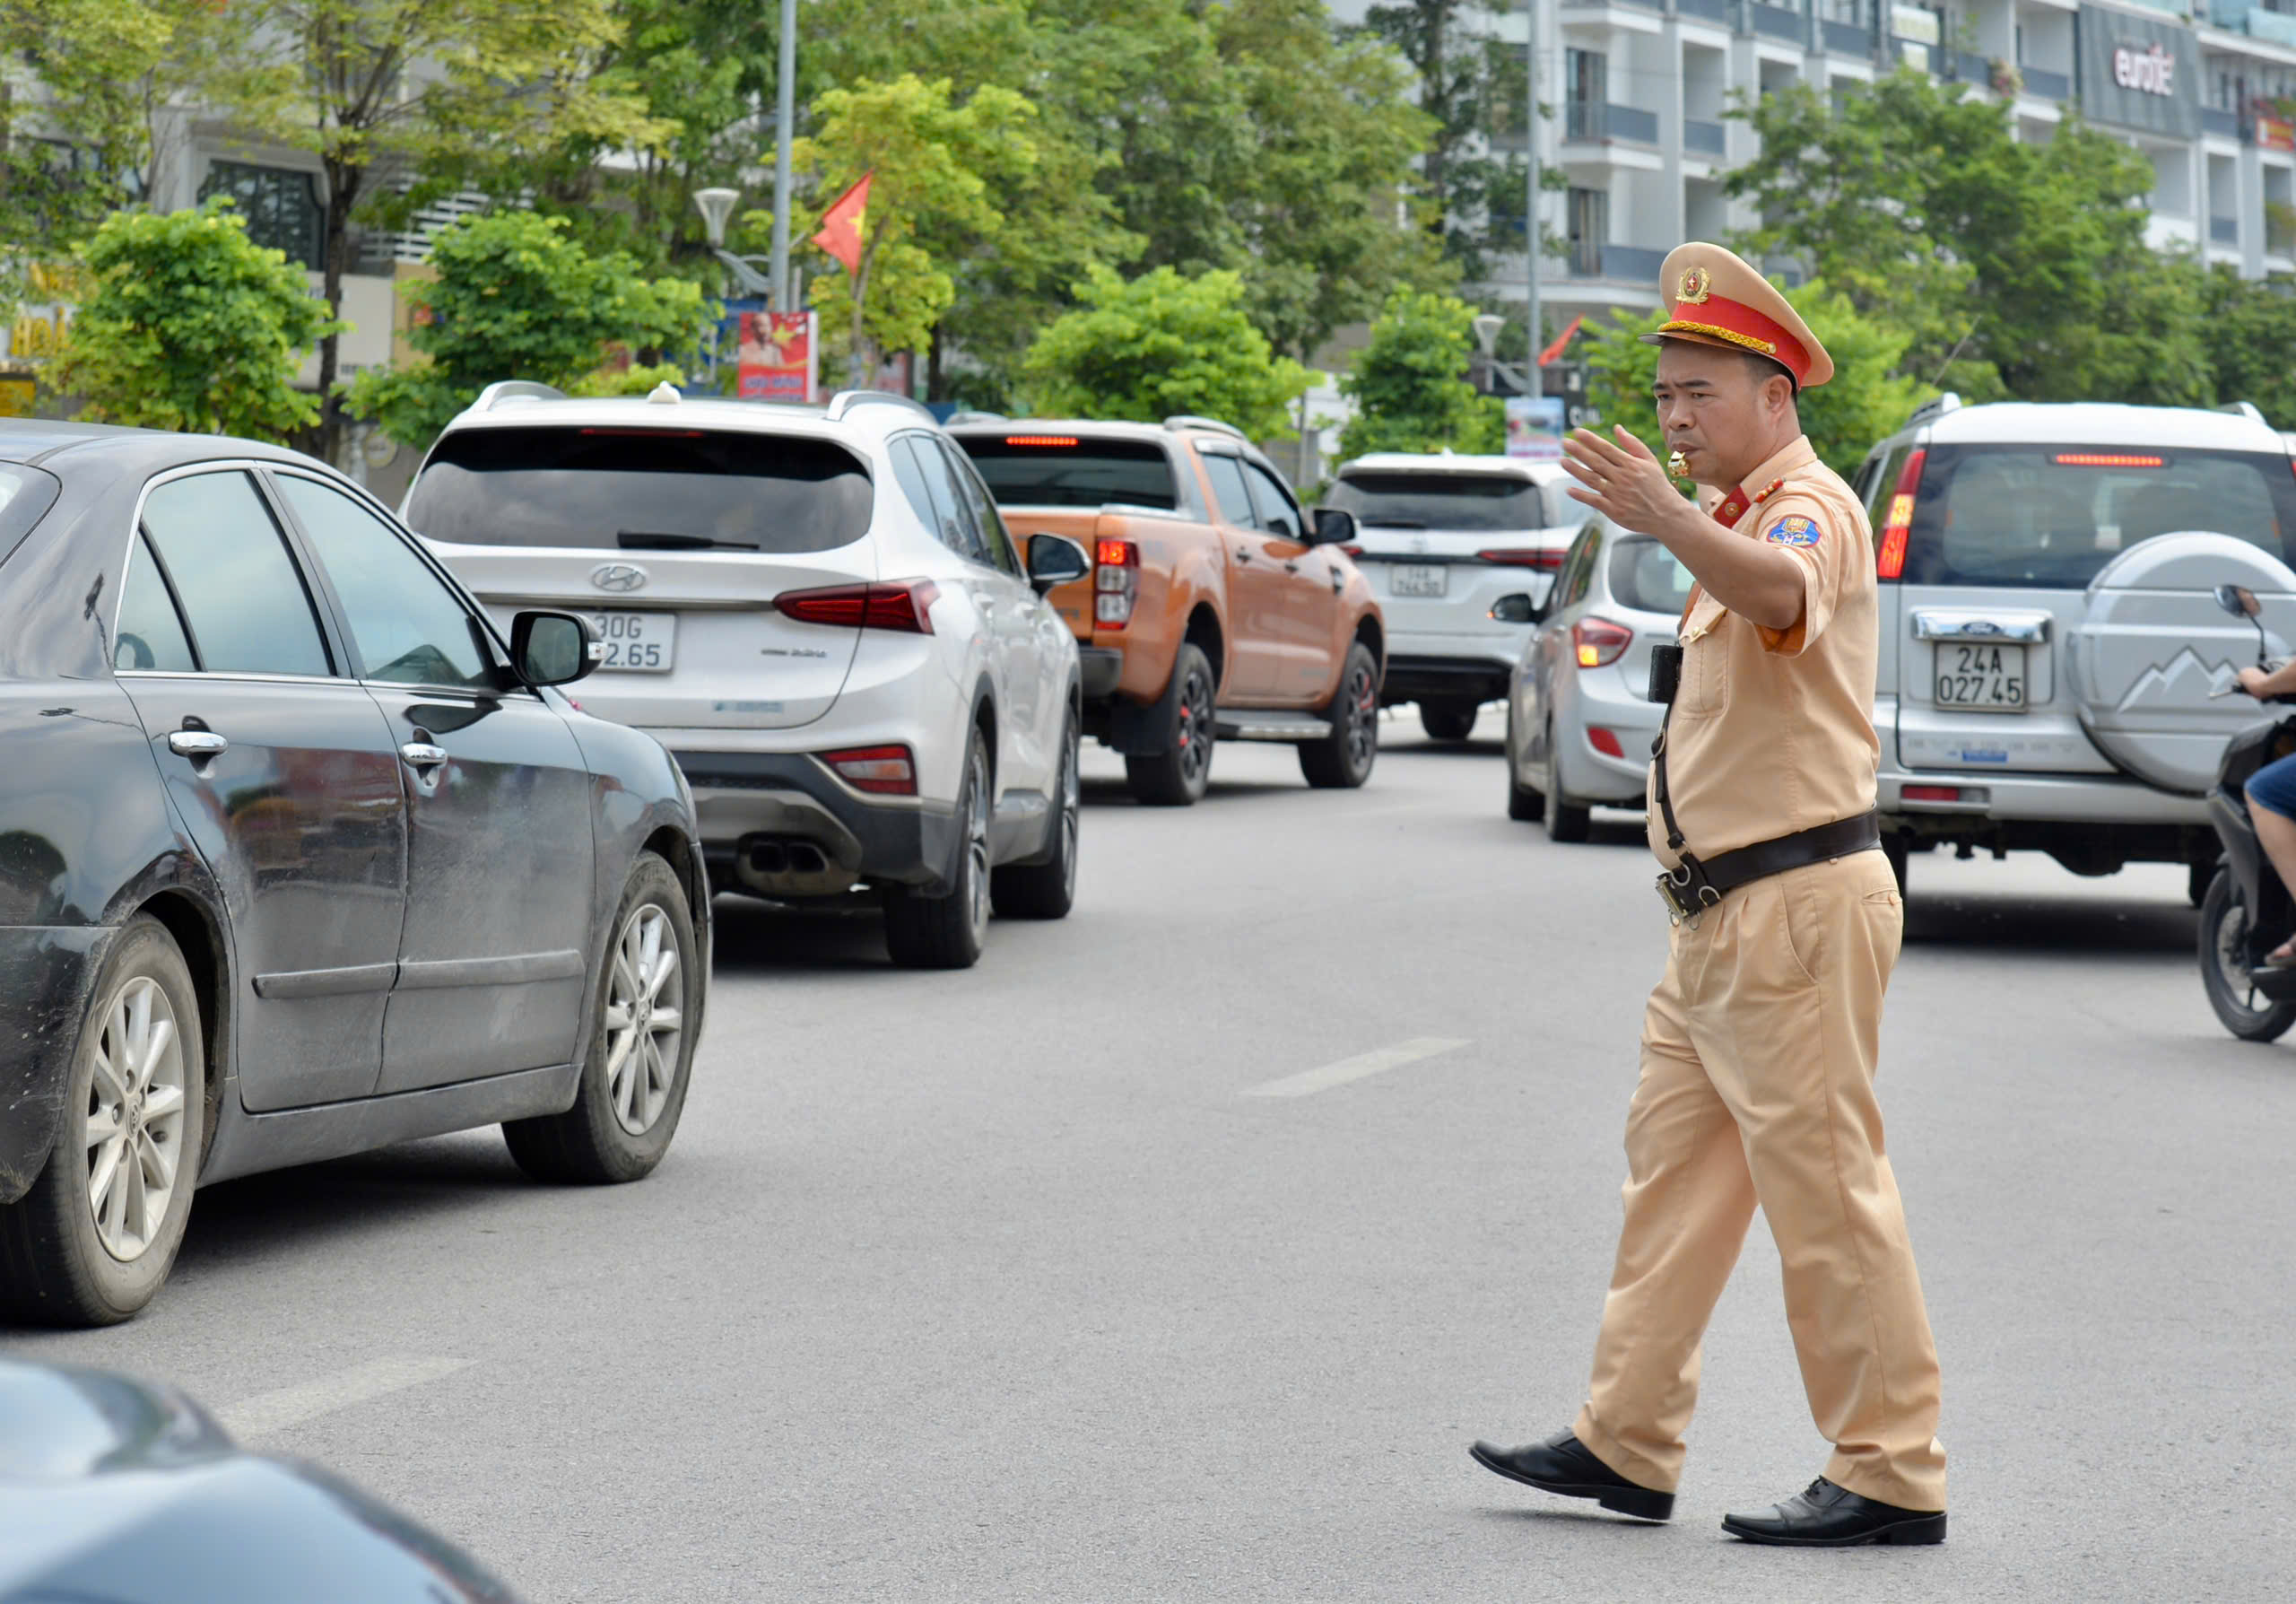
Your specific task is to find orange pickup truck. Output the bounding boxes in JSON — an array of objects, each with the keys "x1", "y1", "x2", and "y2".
[{"x1": 949, "y1": 416, "x2": 1384, "y2": 805}]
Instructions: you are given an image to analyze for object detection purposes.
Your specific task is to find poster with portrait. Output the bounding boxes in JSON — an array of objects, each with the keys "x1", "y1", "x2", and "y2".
[
  {"x1": 1505, "y1": 395, "x2": 1566, "y2": 461},
  {"x1": 737, "y1": 311, "x2": 817, "y2": 404}
]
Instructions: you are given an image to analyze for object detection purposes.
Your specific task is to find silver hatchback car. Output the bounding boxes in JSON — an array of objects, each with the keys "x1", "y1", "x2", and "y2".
[{"x1": 1506, "y1": 517, "x2": 1693, "y2": 839}]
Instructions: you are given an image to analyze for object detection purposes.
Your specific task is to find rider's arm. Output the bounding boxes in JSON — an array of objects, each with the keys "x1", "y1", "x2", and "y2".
[{"x1": 2239, "y1": 661, "x2": 2296, "y2": 698}]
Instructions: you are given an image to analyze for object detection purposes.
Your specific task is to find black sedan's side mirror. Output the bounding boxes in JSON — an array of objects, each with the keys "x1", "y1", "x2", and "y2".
[
  {"x1": 511, "y1": 610, "x2": 601, "y2": 687},
  {"x1": 1309, "y1": 507, "x2": 1357, "y2": 547},
  {"x1": 1026, "y1": 533, "x2": 1091, "y2": 596}
]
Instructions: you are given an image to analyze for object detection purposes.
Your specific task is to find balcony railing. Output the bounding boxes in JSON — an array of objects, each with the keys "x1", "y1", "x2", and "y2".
[
  {"x1": 1567, "y1": 241, "x2": 1669, "y2": 281},
  {"x1": 2020, "y1": 65, "x2": 2071, "y2": 100},
  {"x1": 1677, "y1": 0, "x2": 1731, "y2": 22},
  {"x1": 1565, "y1": 100, "x2": 1661, "y2": 144},
  {"x1": 2211, "y1": 215, "x2": 2241, "y2": 245},
  {"x1": 1684, "y1": 118, "x2": 1728, "y2": 155},
  {"x1": 2204, "y1": 106, "x2": 2241, "y2": 137},
  {"x1": 1747, "y1": 2, "x2": 1805, "y2": 41},
  {"x1": 1822, "y1": 19, "x2": 1872, "y2": 53}
]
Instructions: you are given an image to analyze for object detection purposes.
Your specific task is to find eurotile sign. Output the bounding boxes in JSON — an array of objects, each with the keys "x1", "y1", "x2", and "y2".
[{"x1": 2078, "y1": 4, "x2": 2200, "y2": 138}]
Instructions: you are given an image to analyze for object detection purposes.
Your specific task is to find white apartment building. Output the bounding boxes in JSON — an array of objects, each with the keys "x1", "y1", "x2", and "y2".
[{"x1": 1331, "y1": 0, "x2": 2296, "y2": 335}]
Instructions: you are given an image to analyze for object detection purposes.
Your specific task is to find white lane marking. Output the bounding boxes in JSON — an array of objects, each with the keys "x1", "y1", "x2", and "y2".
[
  {"x1": 1243, "y1": 1037, "x2": 1471, "y2": 1099},
  {"x1": 215, "y1": 1356, "x2": 471, "y2": 1441}
]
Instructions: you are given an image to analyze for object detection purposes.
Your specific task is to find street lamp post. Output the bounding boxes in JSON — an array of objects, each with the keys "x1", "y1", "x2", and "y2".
[
  {"x1": 1525, "y1": 0, "x2": 1542, "y2": 404},
  {"x1": 770, "y1": 0, "x2": 796, "y2": 309},
  {"x1": 693, "y1": 187, "x2": 777, "y2": 300}
]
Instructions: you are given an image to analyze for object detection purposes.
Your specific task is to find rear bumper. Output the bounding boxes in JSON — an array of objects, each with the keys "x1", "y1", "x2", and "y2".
[
  {"x1": 1382, "y1": 651, "x2": 1518, "y2": 705},
  {"x1": 1558, "y1": 672, "x2": 1664, "y2": 804},
  {"x1": 1877, "y1": 765, "x2": 2212, "y2": 825},
  {"x1": 674, "y1": 752, "x2": 961, "y2": 899},
  {"x1": 0, "y1": 926, "x2": 107, "y2": 1207},
  {"x1": 1078, "y1": 648, "x2": 1124, "y2": 701}
]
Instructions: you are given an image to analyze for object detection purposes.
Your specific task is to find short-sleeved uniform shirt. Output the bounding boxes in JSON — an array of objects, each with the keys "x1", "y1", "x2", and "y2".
[{"x1": 1647, "y1": 434, "x2": 1879, "y2": 869}]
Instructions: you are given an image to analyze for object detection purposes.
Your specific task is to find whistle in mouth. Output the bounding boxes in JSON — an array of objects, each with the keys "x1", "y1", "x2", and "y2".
[{"x1": 1665, "y1": 449, "x2": 1689, "y2": 480}]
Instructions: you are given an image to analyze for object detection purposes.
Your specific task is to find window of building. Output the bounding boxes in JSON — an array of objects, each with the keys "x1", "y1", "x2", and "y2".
[
  {"x1": 1567, "y1": 187, "x2": 1609, "y2": 275},
  {"x1": 197, "y1": 161, "x2": 325, "y2": 269}
]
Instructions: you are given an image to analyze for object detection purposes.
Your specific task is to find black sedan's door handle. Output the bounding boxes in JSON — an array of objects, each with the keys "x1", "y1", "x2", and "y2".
[
  {"x1": 400, "y1": 741, "x2": 448, "y2": 770},
  {"x1": 167, "y1": 729, "x2": 228, "y2": 759}
]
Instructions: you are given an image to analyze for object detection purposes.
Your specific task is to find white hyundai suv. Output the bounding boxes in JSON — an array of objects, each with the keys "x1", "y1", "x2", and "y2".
[
  {"x1": 1324, "y1": 453, "x2": 1575, "y2": 739},
  {"x1": 399, "y1": 383, "x2": 1086, "y2": 969}
]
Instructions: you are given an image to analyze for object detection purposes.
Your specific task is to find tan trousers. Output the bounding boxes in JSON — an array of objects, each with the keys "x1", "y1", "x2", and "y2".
[{"x1": 1571, "y1": 850, "x2": 1947, "y2": 1512}]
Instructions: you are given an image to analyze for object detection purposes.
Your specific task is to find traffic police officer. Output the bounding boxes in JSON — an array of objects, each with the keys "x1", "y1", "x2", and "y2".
[{"x1": 1470, "y1": 244, "x2": 1948, "y2": 1547}]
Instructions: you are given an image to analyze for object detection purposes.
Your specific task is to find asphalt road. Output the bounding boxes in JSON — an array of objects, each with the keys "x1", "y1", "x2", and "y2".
[{"x1": 13, "y1": 710, "x2": 2296, "y2": 1602}]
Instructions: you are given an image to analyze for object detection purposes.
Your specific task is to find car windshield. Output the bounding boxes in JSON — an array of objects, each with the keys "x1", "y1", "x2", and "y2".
[
  {"x1": 954, "y1": 436, "x2": 1178, "y2": 510},
  {"x1": 403, "y1": 425, "x2": 874, "y2": 552},
  {"x1": 1609, "y1": 536, "x2": 1696, "y2": 615},
  {"x1": 1905, "y1": 446, "x2": 2296, "y2": 588},
  {"x1": 1326, "y1": 472, "x2": 1555, "y2": 532}
]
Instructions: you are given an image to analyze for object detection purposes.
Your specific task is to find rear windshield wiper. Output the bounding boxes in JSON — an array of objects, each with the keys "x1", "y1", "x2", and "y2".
[{"x1": 617, "y1": 530, "x2": 761, "y2": 551}]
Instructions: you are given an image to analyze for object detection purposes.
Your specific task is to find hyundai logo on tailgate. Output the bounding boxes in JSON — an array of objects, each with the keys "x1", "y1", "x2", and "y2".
[{"x1": 590, "y1": 563, "x2": 648, "y2": 593}]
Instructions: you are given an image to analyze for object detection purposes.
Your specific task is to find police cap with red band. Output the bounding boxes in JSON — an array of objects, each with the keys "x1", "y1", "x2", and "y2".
[{"x1": 1639, "y1": 242, "x2": 1834, "y2": 390}]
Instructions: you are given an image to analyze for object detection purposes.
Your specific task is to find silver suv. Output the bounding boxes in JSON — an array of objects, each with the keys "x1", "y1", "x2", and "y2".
[{"x1": 1851, "y1": 397, "x2": 2296, "y2": 900}]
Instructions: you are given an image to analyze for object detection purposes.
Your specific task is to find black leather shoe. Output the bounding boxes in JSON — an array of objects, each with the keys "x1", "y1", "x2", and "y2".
[
  {"x1": 1721, "y1": 1477, "x2": 1946, "y2": 1547},
  {"x1": 1468, "y1": 1430, "x2": 1674, "y2": 1521}
]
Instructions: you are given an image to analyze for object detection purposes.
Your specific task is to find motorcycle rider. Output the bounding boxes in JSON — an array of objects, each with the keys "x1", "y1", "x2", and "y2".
[{"x1": 2235, "y1": 660, "x2": 2296, "y2": 963}]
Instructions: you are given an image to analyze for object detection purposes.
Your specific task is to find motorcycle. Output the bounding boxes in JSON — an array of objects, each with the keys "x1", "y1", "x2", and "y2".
[{"x1": 2199, "y1": 581, "x2": 2296, "y2": 1042}]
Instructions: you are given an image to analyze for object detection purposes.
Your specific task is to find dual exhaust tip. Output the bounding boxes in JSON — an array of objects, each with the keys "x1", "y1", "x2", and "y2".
[{"x1": 747, "y1": 838, "x2": 831, "y2": 878}]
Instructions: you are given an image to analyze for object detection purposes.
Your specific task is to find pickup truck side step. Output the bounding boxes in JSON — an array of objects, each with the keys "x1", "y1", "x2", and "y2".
[{"x1": 1217, "y1": 711, "x2": 1334, "y2": 743}]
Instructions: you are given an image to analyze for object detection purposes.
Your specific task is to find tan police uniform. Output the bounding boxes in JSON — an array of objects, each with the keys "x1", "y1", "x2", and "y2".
[{"x1": 1568, "y1": 246, "x2": 1947, "y2": 1514}]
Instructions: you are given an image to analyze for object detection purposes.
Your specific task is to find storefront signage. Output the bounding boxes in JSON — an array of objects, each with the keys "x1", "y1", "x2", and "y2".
[
  {"x1": 2258, "y1": 112, "x2": 2296, "y2": 152},
  {"x1": 2077, "y1": 5, "x2": 2199, "y2": 137}
]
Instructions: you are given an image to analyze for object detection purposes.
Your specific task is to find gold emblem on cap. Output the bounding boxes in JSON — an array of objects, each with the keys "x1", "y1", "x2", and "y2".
[{"x1": 1677, "y1": 266, "x2": 1712, "y2": 306}]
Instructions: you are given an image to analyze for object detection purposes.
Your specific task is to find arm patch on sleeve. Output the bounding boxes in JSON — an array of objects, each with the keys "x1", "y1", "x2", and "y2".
[{"x1": 1763, "y1": 514, "x2": 1822, "y2": 548}]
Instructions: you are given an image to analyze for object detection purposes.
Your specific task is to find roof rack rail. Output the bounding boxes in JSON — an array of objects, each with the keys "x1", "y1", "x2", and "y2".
[
  {"x1": 471, "y1": 380, "x2": 569, "y2": 413},
  {"x1": 825, "y1": 389, "x2": 936, "y2": 423},
  {"x1": 944, "y1": 409, "x2": 1006, "y2": 425},
  {"x1": 1904, "y1": 392, "x2": 1962, "y2": 429},
  {"x1": 1162, "y1": 414, "x2": 1247, "y2": 441},
  {"x1": 2221, "y1": 400, "x2": 2267, "y2": 424}
]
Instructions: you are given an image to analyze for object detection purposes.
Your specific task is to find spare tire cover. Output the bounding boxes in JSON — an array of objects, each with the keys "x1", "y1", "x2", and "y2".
[{"x1": 2066, "y1": 530, "x2": 2296, "y2": 795}]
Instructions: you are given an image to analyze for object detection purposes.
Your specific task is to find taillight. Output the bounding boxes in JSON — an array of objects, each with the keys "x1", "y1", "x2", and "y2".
[
  {"x1": 775, "y1": 580, "x2": 940, "y2": 634},
  {"x1": 1094, "y1": 538, "x2": 1140, "y2": 630},
  {"x1": 1587, "y1": 726, "x2": 1625, "y2": 758},
  {"x1": 1877, "y1": 449, "x2": 1926, "y2": 581},
  {"x1": 1478, "y1": 548, "x2": 1566, "y2": 571},
  {"x1": 1902, "y1": 784, "x2": 1963, "y2": 802},
  {"x1": 1572, "y1": 617, "x2": 1633, "y2": 668},
  {"x1": 822, "y1": 744, "x2": 917, "y2": 796}
]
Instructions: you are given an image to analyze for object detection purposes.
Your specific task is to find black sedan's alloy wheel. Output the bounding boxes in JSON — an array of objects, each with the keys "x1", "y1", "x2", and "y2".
[
  {"x1": 503, "y1": 851, "x2": 700, "y2": 1184},
  {"x1": 0, "y1": 916, "x2": 205, "y2": 1327}
]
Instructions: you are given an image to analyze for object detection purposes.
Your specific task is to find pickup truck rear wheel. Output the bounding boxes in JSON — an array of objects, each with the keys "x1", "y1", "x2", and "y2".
[
  {"x1": 1300, "y1": 642, "x2": 1380, "y2": 789},
  {"x1": 1125, "y1": 644, "x2": 1216, "y2": 806}
]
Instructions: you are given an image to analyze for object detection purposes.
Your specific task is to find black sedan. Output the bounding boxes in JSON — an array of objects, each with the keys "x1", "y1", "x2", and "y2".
[
  {"x1": 0, "y1": 1357, "x2": 521, "y2": 1600},
  {"x1": 0, "y1": 420, "x2": 710, "y2": 1327}
]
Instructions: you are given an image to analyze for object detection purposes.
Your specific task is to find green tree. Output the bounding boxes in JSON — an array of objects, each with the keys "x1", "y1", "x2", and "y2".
[
  {"x1": 1726, "y1": 70, "x2": 2212, "y2": 406},
  {"x1": 1335, "y1": 287, "x2": 1501, "y2": 460},
  {"x1": 199, "y1": 0, "x2": 670, "y2": 462},
  {"x1": 1355, "y1": 0, "x2": 1536, "y2": 276},
  {"x1": 1022, "y1": 266, "x2": 1315, "y2": 440},
  {"x1": 792, "y1": 74, "x2": 1064, "y2": 389},
  {"x1": 2196, "y1": 265, "x2": 2296, "y2": 430},
  {"x1": 1580, "y1": 281, "x2": 1935, "y2": 480},
  {"x1": 343, "y1": 211, "x2": 710, "y2": 449},
  {"x1": 57, "y1": 198, "x2": 342, "y2": 440}
]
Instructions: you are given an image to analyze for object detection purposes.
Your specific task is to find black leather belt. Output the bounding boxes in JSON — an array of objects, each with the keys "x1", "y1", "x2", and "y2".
[{"x1": 1657, "y1": 811, "x2": 1882, "y2": 924}]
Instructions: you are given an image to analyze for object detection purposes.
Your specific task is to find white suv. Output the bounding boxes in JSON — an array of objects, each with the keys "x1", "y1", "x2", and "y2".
[
  {"x1": 400, "y1": 383, "x2": 1085, "y2": 969},
  {"x1": 1324, "y1": 453, "x2": 1575, "y2": 739},
  {"x1": 1851, "y1": 397, "x2": 2296, "y2": 901}
]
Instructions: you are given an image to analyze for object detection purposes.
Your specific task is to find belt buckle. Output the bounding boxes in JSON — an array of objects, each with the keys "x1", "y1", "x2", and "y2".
[{"x1": 1655, "y1": 861, "x2": 1720, "y2": 929}]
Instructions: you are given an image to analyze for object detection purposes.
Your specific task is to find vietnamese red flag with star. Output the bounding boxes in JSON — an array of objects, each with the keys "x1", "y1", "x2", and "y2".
[{"x1": 811, "y1": 174, "x2": 872, "y2": 275}]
